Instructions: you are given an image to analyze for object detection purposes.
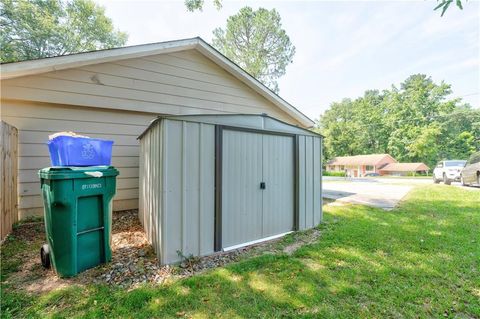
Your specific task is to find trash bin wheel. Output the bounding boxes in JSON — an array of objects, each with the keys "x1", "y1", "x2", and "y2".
[{"x1": 40, "y1": 244, "x2": 51, "y2": 269}]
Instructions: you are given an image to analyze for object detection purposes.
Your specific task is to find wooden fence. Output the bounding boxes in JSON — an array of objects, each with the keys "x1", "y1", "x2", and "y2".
[{"x1": 1, "y1": 121, "x2": 18, "y2": 241}]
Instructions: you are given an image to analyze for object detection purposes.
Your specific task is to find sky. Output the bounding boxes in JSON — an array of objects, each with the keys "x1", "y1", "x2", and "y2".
[{"x1": 95, "y1": 0, "x2": 480, "y2": 120}]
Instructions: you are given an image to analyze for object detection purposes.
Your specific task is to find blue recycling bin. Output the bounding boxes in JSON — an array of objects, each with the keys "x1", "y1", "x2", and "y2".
[{"x1": 48, "y1": 136, "x2": 114, "y2": 166}]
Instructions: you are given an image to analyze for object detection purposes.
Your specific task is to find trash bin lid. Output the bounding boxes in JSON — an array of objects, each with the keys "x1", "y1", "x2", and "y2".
[{"x1": 38, "y1": 166, "x2": 119, "y2": 180}]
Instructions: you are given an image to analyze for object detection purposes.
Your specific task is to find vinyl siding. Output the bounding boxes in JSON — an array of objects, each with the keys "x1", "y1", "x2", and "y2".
[
  {"x1": 1, "y1": 49, "x2": 303, "y2": 219},
  {"x1": 1, "y1": 50, "x2": 301, "y2": 124},
  {"x1": 1, "y1": 100, "x2": 155, "y2": 218}
]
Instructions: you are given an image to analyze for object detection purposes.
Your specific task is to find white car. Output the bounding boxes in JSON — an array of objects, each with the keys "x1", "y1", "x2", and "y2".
[{"x1": 433, "y1": 160, "x2": 467, "y2": 185}]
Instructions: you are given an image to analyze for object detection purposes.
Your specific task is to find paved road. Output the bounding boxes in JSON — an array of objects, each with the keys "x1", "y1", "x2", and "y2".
[
  {"x1": 323, "y1": 177, "x2": 478, "y2": 210},
  {"x1": 323, "y1": 176, "x2": 431, "y2": 184}
]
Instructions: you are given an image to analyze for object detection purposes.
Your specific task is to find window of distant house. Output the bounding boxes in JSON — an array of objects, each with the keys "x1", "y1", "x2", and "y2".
[
  {"x1": 340, "y1": 165, "x2": 345, "y2": 170},
  {"x1": 366, "y1": 165, "x2": 374, "y2": 171}
]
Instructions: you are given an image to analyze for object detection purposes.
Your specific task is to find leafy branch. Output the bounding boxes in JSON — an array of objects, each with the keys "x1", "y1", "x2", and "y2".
[{"x1": 434, "y1": 0, "x2": 465, "y2": 16}]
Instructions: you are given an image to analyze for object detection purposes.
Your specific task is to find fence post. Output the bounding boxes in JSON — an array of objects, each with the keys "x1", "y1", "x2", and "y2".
[{"x1": 1, "y1": 121, "x2": 18, "y2": 241}]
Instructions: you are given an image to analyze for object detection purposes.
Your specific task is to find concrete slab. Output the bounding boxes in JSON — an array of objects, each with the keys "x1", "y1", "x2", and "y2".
[
  {"x1": 322, "y1": 179, "x2": 413, "y2": 210},
  {"x1": 323, "y1": 177, "x2": 478, "y2": 210}
]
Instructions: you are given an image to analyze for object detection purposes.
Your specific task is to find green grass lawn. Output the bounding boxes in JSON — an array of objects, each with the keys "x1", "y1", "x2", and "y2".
[{"x1": 1, "y1": 185, "x2": 479, "y2": 318}]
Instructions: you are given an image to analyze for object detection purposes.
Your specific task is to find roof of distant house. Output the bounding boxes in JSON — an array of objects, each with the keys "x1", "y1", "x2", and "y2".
[
  {"x1": 327, "y1": 154, "x2": 397, "y2": 166},
  {"x1": 380, "y1": 163, "x2": 430, "y2": 172}
]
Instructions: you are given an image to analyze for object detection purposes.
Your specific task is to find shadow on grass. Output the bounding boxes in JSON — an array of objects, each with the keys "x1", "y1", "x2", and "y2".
[
  {"x1": 2, "y1": 185, "x2": 480, "y2": 318},
  {"x1": 26, "y1": 255, "x2": 354, "y2": 318}
]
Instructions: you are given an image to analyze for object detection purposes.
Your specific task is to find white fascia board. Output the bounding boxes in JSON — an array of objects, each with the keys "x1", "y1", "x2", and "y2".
[
  {"x1": 0, "y1": 38, "x2": 198, "y2": 80},
  {"x1": 194, "y1": 41, "x2": 314, "y2": 127}
]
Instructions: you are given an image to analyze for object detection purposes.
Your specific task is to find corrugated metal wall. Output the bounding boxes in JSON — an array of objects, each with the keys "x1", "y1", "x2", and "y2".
[
  {"x1": 298, "y1": 135, "x2": 322, "y2": 230},
  {"x1": 221, "y1": 130, "x2": 296, "y2": 249},
  {"x1": 139, "y1": 119, "x2": 162, "y2": 257},
  {"x1": 262, "y1": 134, "x2": 295, "y2": 237},
  {"x1": 163, "y1": 119, "x2": 215, "y2": 263},
  {"x1": 222, "y1": 130, "x2": 264, "y2": 248},
  {"x1": 140, "y1": 119, "x2": 215, "y2": 264},
  {"x1": 140, "y1": 115, "x2": 322, "y2": 264}
]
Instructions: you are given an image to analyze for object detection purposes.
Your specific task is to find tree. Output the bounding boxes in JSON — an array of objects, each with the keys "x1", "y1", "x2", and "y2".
[
  {"x1": 406, "y1": 124, "x2": 442, "y2": 165},
  {"x1": 440, "y1": 106, "x2": 480, "y2": 158},
  {"x1": 385, "y1": 74, "x2": 456, "y2": 163},
  {"x1": 184, "y1": 0, "x2": 221, "y2": 12},
  {"x1": 0, "y1": 0, "x2": 128, "y2": 63},
  {"x1": 185, "y1": 0, "x2": 467, "y2": 16},
  {"x1": 186, "y1": 0, "x2": 468, "y2": 16},
  {"x1": 434, "y1": 0, "x2": 466, "y2": 16},
  {"x1": 449, "y1": 131, "x2": 476, "y2": 159},
  {"x1": 212, "y1": 7, "x2": 295, "y2": 93},
  {"x1": 317, "y1": 74, "x2": 479, "y2": 168},
  {"x1": 354, "y1": 90, "x2": 389, "y2": 153},
  {"x1": 318, "y1": 99, "x2": 364, "y2": 159}
]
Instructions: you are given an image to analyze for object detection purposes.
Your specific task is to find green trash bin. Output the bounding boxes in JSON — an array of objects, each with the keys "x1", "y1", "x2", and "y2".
[{"x1": 38, "y1": 166, "x2": 119, "y2": 277}]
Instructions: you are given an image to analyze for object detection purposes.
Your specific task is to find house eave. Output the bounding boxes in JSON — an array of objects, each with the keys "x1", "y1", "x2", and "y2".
[
  {"x1": 0, "y1": 37, "x2": 314, "y2": 128},
  {"x1": 0, "y1": 38, "x2": 198, "y2": 80}
]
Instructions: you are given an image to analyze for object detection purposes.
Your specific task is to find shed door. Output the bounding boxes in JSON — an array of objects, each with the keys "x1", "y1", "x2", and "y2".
[
  {"x1": 262, "y1": 134, "x2": 294, "y2": 237},
  {"x1": 221, "y1": 130, "x2": 294, "y2": 249}
]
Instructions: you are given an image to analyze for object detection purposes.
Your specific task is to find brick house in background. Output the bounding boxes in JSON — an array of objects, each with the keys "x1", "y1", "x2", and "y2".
[
  {"x1": 326, "y1": 154, "x2": 429, "y2": 177},
  {"x1": 327, "y1": 154, "x2": 397, "y2": 177}
]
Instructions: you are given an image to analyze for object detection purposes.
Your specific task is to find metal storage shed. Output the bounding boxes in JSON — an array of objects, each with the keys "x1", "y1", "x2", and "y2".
[{"x1": 139, "y1": 114, "x2": 322, "y2": 264}]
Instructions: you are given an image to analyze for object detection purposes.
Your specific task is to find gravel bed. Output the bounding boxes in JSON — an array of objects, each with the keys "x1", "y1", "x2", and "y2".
[
  {"x1": 90, "y1": 211, "x2": 249, "y2": 288},
  {"x1": 5, "y1": 210, "x2": 316, "y2": 292},
  {"x1": 3, "y1": 211, "x2": 176, "y2": 291}
]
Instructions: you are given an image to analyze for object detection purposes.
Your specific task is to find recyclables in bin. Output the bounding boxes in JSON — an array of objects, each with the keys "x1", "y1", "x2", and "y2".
[
  {"x1": 48, "y1": 135, "x2": 114, "y2": 166},
  {"x1": 39, "y1": 166, "x2": 119, "y2": 277}
]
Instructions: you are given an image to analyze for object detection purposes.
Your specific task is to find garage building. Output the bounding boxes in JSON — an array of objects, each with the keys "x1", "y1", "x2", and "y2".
[
  {"x1": 0, "y1": 37, "x2": 314, "y2": 219},
  {"x1": 139, "y1": 114, "x2": 322, "y2": 264}
]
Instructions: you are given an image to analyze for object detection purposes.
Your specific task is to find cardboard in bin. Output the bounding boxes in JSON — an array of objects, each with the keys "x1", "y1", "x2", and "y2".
[{"x1": 47, "y1": 132, "x2": 114, "y2": 166}]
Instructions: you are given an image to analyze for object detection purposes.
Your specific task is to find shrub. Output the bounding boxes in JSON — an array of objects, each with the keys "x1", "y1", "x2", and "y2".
[{"x1": 323, "y1": 170, "x2": 346, "y2": 177}]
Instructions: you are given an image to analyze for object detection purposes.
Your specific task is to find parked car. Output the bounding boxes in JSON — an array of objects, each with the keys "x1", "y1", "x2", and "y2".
[
  {"x1": 460, "y1": 152, "x2": 480, "y2": 187},
  {"x1": 365, "y1": 172, "x2": 380, "y2": 177},
  {"x1": 433, "y1": 160, "x2": 467, "y2": 185}
]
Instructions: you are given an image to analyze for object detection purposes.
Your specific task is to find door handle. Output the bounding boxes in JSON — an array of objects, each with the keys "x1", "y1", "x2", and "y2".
[{"x1": 260, "y1": 182, "x2": 266, "y2": 189}]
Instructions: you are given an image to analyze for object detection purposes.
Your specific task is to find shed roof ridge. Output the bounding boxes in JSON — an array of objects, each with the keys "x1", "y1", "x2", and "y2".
[{"x1": 137, "y1": 113, "x2": 322, "y2": 140}]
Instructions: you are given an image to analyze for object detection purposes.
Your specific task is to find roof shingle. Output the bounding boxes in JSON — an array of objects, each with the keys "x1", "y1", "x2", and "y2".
[
  {"x1": 379, "y1": 163, "x2": 430, "y2": 172},
  {"x1": 327, "y1": 154, "x2": 396, "y2": 166}
]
